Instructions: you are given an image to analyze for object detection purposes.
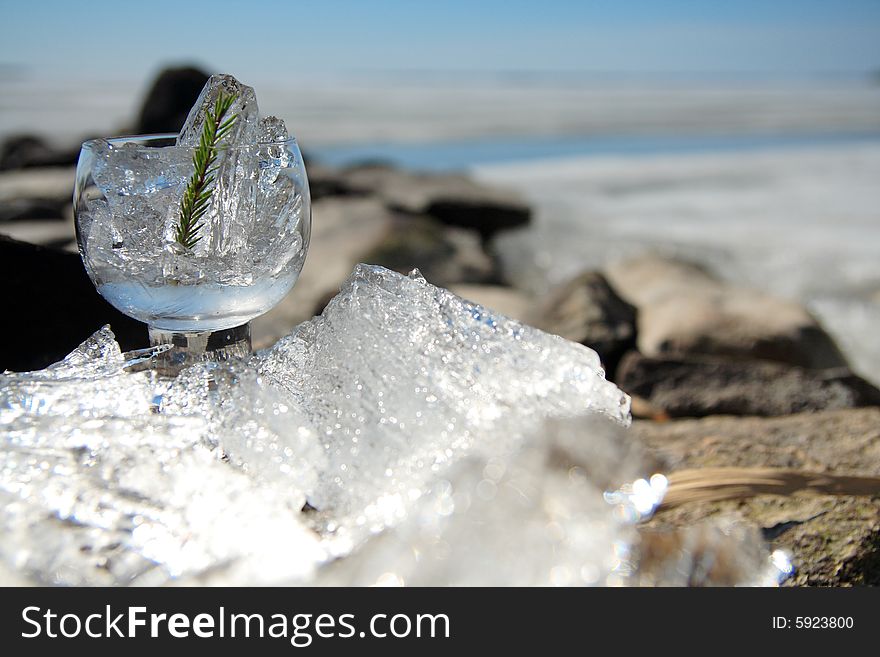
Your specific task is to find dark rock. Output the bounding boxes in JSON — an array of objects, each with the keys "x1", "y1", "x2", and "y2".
[
  {"x1": 0, "y1": 197, "x2": 67, "y2": 222},
  {"x1": 633, "y1": 408, "x2": 880, "y2": 586},
  {"x1": 0, "y1": 135, "x2": 78, "y2": 171},
  {"x1": 0, "y1": 218, "x2": 76, "y2": 249},
  {"x1": 527, "y1": 271, "x2": 636, "y2": 374},
  {"x1": 0, "y1": 236, "x2": 146, "y2": 371},
  {"x1": 425, "y1": 196, "x2": 530, "y2": 242},
  {"x1": 606, "y1": 254, "x2": 848, "y2": 370},
  {"x1": 616, "y1": 351, "x2": 880, "y2": 418},
  {"x1": 363, "y1": 214, "x2": 498, "y2": 288},
  {"x1": 341, "y1": 164, "x2": 531, "y2": 240},
  {"x1": 135, "y1": 66, "x2": 210, "y2": 135},
  {"x1": 305, "y1": 164, "x2": 369, "y2": 201}
]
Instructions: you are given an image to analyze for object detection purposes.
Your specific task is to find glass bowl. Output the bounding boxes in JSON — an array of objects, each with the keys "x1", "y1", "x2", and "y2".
[{"x1": 74, "y1": 134, "x2": 310, "y2": 338}]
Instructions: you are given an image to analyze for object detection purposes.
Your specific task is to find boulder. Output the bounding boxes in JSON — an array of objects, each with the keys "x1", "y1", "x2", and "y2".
[
  {"x1": 0, "y1": 134, "x2": 78, "y2": 171},
  {"x1": 341, "y1": 163, "x2": 531, "y2": 240},
  {"x1": 305, "y1": 163, "x2": 370, "y2": 201},
  {"x1": 363, "y1": 214, "x2": 498, "y2": 288},
  {"x1": 0, "y1": 236, "x2": 146, "y2": 371},
  {"x1": 527, "y1": 271, "x2": 636, "y2": 373},
  {"x1": 633, "y1": 408, "x2": 880, "y2": 585},
  {"x1": 617, "y1": 351, "x2": 880, "y2": 417},
  {"x1": 605, "y1": 254, "x2": 848, "y2": 370},
  {"x1": 135, "y1": 66, "x2": 211, "y2": 135},
  {"x1": 0, "y1": 197, "x2": 68, "y2": 222}
]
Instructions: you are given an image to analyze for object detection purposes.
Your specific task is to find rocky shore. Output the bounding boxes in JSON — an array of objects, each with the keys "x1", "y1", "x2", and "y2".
[{"x1": 2, "y1": 67, "x2": 878, "y2": 585}]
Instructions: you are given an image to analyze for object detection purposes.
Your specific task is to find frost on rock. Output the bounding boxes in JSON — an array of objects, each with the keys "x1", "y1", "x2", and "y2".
[{"x1": 0, "y1": 265, "x2": 783, "y2": 586}]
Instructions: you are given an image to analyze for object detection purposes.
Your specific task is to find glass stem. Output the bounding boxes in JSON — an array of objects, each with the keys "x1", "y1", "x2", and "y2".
[{"x1": 148, "y1": 323, "x2": 252, "y2": 376}]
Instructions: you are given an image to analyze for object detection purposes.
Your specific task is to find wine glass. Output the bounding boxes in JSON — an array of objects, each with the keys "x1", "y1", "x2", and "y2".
[{"x1": 74, "y1": 133, "x2": 310, "y2": 373}]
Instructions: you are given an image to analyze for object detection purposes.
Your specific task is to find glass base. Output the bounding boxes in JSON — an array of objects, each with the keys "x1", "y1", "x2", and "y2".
[{"x1": 148, "y1": 323, "x2": 252, "y2": 377}]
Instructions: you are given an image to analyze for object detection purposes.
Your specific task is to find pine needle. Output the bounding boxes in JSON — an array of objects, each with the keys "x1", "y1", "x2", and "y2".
[
  {"x1": 655, "y1": 466, "x2": 880, "y2": 511},
  {"x1": 174, "y1": 91, "x2": 238, "y2": 250}
]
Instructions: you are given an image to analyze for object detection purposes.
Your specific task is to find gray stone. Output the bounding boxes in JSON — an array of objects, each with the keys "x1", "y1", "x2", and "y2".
[
  {"x1": 363, "y1": 214, "x2": 497, "y2": 288},
  {"x1": 527, "y1": 271, "x2": 636, "y2": 373},
  {"x1": 0, "y1": 218, "x2": 75, "y2": 249},
  {"x1": 135, "y1": 66, "x2": 211, "y2": 135},
  {"x1": 606, "y1": 254, "x2": 848, "y2": 370},
  {"x1": 0, "y1": 135, "x2": 78, "y2": 171},
  {"x1": 305, "y1": 163, "x2": 370, "y2": 201},
  {"x1": 617, "y1": 351, "x2": 880, "y2": 417},
  {"x1": 342, "y1": 163, "x2": 531, "y2": 240},
  {"x1": 0, "y1": 198, "x2": 68, "y2": 222}
]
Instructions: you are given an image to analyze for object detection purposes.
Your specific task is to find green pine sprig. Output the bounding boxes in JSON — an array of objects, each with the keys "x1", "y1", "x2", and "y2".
[{"x1": 174, "y1": 91, "x2": 238, "y2": 250}]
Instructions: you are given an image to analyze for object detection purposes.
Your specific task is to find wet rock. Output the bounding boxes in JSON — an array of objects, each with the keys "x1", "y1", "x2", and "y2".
[
  {"x1": 633, "y1": 408, "x2": 880, "y2": 585},
  {"x1": 527, "y1": 271, "x2": 636, "y2": 373},
  {"x1": 363, "y1": 215, "x2": 498, "y2": 287},
  {"x1": 606, "y1": 254, "x2": 848, "y2": 370},
  {"x1": 341, "y1": 163, "x2": 531, "y2": 240},
  {"x1": 135, "y1": 66, "x2": 211, "y2": 135},
  {"x1": 617, "y1": 351, "x2": 880, "y2": 417},
  {"x1": 0, "y1": 236, "x2": 146, "y2": 371},
  {"x1": 0, "y1": 135, "x2": 78, "y2": 171}
]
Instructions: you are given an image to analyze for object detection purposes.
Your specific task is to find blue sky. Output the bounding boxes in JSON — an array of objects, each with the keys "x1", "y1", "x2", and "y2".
[{"x1": 2, "y1": 0, "x2": 879, "y2": 82}]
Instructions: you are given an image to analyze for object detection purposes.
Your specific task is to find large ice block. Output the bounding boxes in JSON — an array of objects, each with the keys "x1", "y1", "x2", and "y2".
[
  {"x1": 316, "y1": 416, "x2": 640, "y2": 586},
  {"x1": 0, "y1": 266, "x2": 786, "y2": 586},
  {"x1": 258, "y1": 265, "x2": 631, "y2": 550},
  {"x1": 0, "y1": 326, "x2": 156, "y2": 424},
  {"x1": 160, "y1": 361, "x2": 325, "y2": 499}
]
